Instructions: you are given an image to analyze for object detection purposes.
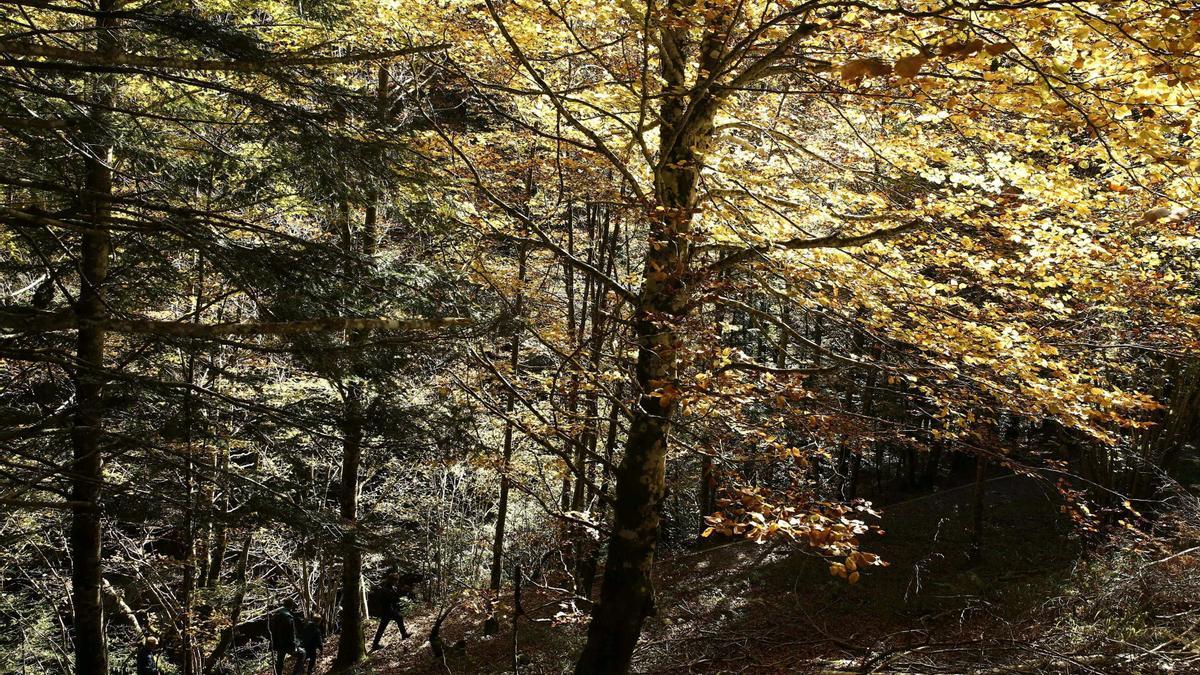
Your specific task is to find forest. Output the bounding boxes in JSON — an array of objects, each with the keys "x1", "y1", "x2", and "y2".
[{"x1": 0, "y1": 0, "x2": 1197, "y2": 673}]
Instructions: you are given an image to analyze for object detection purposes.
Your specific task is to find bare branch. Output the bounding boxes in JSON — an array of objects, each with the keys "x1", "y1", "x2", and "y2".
[
  {"x1": 0, "y1": 40, "x2": 448, "y2": 73},
  {"x1": 0, "y1": 309, "x2": 470, "y2": 337},
  {"x1": 703, "y1": 220, "x2": 923, "y2": 272}
]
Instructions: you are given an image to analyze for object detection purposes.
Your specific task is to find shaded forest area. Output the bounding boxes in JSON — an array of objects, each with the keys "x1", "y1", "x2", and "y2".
[{"x1": 1, "y1": 1, "x2": 1198, "y2": 673}]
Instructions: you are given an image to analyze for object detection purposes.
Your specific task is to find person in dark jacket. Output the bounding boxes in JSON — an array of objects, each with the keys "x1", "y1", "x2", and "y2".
[
  {"x1": 135, "y1": 636, "x2": 161, "y2": 675},
  {"x1": 298, "y1": 616, "x2": 325, "y2": 675},
  {"x1": 268, "y1": 600, "x2": 306, "y2": 675},
  {"x1": 371, "y1": 573, "x2": 411, "y2": 650}
]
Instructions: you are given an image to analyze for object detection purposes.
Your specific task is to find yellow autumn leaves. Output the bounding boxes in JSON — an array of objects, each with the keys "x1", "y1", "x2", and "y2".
[
  {"x1": 829, "y1": 551, "x2": 881, "y2": 585},
  {"x1": 840, "y1": 39, "x2": 1014, "y2": 83}
]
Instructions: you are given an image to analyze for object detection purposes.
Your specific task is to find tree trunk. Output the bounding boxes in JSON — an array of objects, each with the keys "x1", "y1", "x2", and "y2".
[
  {"x1": 847, "y1": 350, "x2": 878, "y2": 500},
  {"x1": 699, "y1": 455, "x2": 715, "y2": 532},
  {"x1": 490, "y1": 247, "x2": 526, "y2": 592},
  {"x1": 573, "y1": 323, "x2": 679, "y2": 673},
  {"x1": 562, "y1": 205, "x2": 580, "y2": 514},
  {"x1": 333, "y1": 386, "x2": 366, "y2": 667},
  {"x1": 571, "y1": 204, "x2": 607, "y2": 597},
  {"x1": 205, "y1": 445, "x2": 229, "y2": 589},
  {"x1": 921, "y1": 437, "x2": 944, "y2": 489},
  {"x1": 583, "y1": 384, "x2": 624, "y2": 600},
  {"x1": 181, "y1": 252, "x2": 205, "y2": 675},
  {"x1": 334, "y1": 195, "x2": 368, "y2": 668},
  {"x1": 70, "y1": 4, "x2": 116, "y2": 672},
  {"x1": 217, "y1": 530, "x2": 254, "y2": 671},
  {"x1": 968, "y1": 453, "x2": 986, "y2": 565},
  {"x1": 363, "y1": 63, "x2": 387, "y2": 261},
  {"x1": 574, "y1": 5, "x2": 723, "y2": 670}
]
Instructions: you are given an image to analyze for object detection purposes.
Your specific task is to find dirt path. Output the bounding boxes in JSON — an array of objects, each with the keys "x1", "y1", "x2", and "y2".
[{"x1": 334, "y1": 473, "x2": 1074, "y2": 674}]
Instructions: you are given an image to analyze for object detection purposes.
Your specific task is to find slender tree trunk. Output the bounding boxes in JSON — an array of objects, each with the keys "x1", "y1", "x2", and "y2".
[
  {"x1": 699, "y1": 455, "x2": 715, "y2": 532},
  {"x1": 846, "y1": 346, "x2": 878, "y2": 500},
  {"x1": 70, "y1": 4, "x2": 116, "y2": 672},
  {"x1": 699, "y1": 264, "x2": 726, "y2": 531},
  {"x1": 583, "y1": 383, "x2": 623, "y2": 599},
  {"x1": 71, "y1": 196, "x2": 110, "y2": 675},
  {"x1": 968, "y1": 453, "x2": 987, "y2": 565},
  {"x1": 180, "y1": 252, "x2": 207, "y2": 675},
  {"x1": 490, "y1": 248, "x2": 527, "y2": 591},
  {"x1": 776, "y1": 306, "x2": 790, "y2": 368},
  {"x1": 334, "y1": 196, "x2": 369, "y2": 668},
  {"x1": 570, "y1": 204, "x2": 607, "y2": 596},
  {"x1": 510, "y1": 565, "x2": 524, "y2": 674},
  {"x1": 922, "y1": 437, "x2": 944, "y2": 489},
  {"x1": 561, "y1": 206, "x2": 579, "y2": 512},
  {"x1": 490, "y1": 120, "x2": 542, "y2": 602},
  {"x1": 196, "y1": 448, "x2": 215, "y2": 589},
  {"x1": 333, "y1": 65, "x2": 388, "y2": 656},
  {"x1": 574, "y1": 206, "x2": 615, "y2": 597},
  {"x1": 228, "y1": 531, "x2": 253, "y2": 635},
  {"x1": 205, "y1": 445, "x2": 229, "y2": 589},
  {"x1": 363, "y1": 63, "x2": 387, "y2": 261},
  {"x1": 835, "y1": 333, "x2": 863, "y2": 495}
]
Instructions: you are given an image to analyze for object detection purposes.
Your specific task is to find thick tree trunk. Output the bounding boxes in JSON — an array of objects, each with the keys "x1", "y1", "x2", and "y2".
[
  {"x1": 71, "y1": 228, "x2": 109, "y2": 675},
  {"x1": 70, "y1": 4, "x2": 116, "y2": 672},
  {"x1": 573, "y1": 340, "x2": 677, "y2": 673},
  {"x1": 575, "y1": 6, "x2": 722, "y2": 670},
  {"x1": 334, "y1": 387, "x2": 366, "y2": 667}
]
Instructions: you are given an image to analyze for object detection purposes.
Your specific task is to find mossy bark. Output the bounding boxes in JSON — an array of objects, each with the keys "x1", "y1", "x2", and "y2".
[{"x1": 574, "y1": 4, "x2": 724, "y2": 671}]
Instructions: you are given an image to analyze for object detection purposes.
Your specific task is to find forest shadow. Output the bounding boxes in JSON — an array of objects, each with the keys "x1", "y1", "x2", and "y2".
[
  {"x1": 348, "y1": 473, "x2": 1080, "y2": 674},
  {"x1": 634, "y1": 473, "x2": 1080, "y2": 673}
]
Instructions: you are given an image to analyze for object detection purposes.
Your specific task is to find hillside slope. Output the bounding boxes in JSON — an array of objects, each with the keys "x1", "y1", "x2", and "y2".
[{"x1": 343, "y1": 474, "x2": 1114, "y2": 674}]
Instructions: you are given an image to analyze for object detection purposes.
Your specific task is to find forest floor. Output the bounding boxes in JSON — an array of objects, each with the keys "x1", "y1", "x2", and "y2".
[{"x1": 310, "y1": 473, "x2": 1090, "y2": 674}]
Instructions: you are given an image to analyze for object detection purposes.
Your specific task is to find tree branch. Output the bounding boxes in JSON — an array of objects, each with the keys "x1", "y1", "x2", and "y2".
[
  {"x1": 0, "y1": 309, "x2": 470, "y2": 337},
  {"x1": 0, "y1": 40, "x2": 448, "y2": 73},
  {"x1": 703, "y1": 220, "x2": 923, "y2": 272}
]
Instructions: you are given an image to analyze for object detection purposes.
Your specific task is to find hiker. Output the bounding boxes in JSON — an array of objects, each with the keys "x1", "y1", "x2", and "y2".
[
  {"x1": 298, "y1": 616, "x2": 325, "y2": 675},
  {"x1": 268, "y1": 599, "x2": 306, "y2": 675},
  {"x1": 135, "y1": 636, "x2": 161, "y2": 675},
  {"x1": 371, "y1": 573, "x2": 412, "y2": 650}
]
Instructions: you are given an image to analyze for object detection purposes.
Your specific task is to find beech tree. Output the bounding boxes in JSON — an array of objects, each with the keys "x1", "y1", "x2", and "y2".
[{"x1": 406, "y1": 0, "x2": 1197, "y2": 670}]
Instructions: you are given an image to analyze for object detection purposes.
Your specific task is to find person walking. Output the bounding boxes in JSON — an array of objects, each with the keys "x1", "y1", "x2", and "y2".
[
  {"x1": 298, "y1": 616, "x2": 325, "y2": 675},
  {"x1": 371, "y1": 573, "x2": 412, "y2": 650},
  {"x1": 268, "y1": 599, "x2": 306, "y2": 675}
]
